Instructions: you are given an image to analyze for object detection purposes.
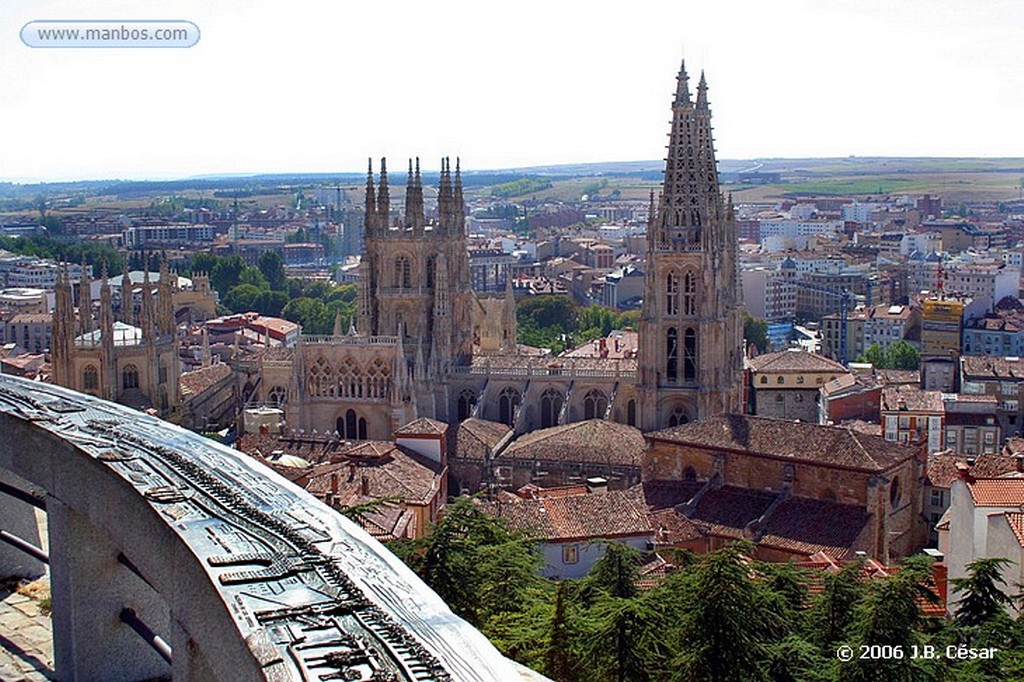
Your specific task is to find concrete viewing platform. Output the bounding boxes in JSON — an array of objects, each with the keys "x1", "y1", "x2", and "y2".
[{"x1": 0, "y1": 578, "x2": 55, "y2": 681}]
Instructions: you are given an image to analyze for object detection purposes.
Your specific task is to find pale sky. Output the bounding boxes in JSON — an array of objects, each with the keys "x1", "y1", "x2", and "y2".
[{"x1": 2, "y1": 0, "x2": 1021, "y2": 182}]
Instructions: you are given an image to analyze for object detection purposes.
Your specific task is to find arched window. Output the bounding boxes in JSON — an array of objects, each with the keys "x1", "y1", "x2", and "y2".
[
  {"x1": 426, "y1": 256, "x2": 436, "y2": 289},
  {"x1": 358, "y1": 417, "x2": 367, "y2": 441},
  {"x1": 759, "y1": 375, "x2": 768, "y2": 384},
  {"x1": 394, "y1": 256, "x2": 411, "y2": 289},
  {"x1": 83, "y1": 365, "x2": 98, "y2": 391},
  {"x1": 890, "y1": 477, "x2": 902, "y2": 507},
  {"x1": 683, "y1": 328, "x2": 697, "y2": 382},
  {"x1": 366, "y1": 359, "x2": 386, "y2": 399},
  {"x1": 583, "y1": 389, "x2": 608, "y2": 420},
  {"x1": 796, "y1": 375, "x2": 805, "y2": 384},
  {"x1": 666, "y1": 272, "x2": 679, "y2": 316},
  {"x1": 268, "y1": 386, "x2": 287, "y2": 407},
  {"x1": 308, "y1": 357, "x2": 333, "y2": 397},
  {"x1": 666, "y1": 328, "x2": 678, "y2": 382},
  {"x1": 499, "y1": 387, "x2": 521, "y2": 427},
  {"x1": 683, "y1": 271, "x2": 697, "y2": 316},
  {"x1": 668, "y1": 407, "x2": 689, "y2": 427},
  {"x1": 683, "y1": 466, "x2": 697, "y2": 482},
  {"x1": 627, "y1": 399, "x2": 637, "y2": 427},
  {"x1": 540, "y1": 388, "x2": 563, "y2": 429},
  {"x1": 777, "y1": 376, "x2": 785, "y2": 384},
  {"x1": 122, "y1": 364, "x2": 139, "y2": 390},
  {"x1": 457, "y1": 389, "x2": 477, "y2": 422},
  {"x1": 345, "y1": 409, "x2": 358, "y2": 440}
]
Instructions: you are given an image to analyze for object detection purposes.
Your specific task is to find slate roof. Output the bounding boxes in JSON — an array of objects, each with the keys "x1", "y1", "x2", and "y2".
[
  {"x1": 497, "y1": 419, "x2": 644, "y2": 468},
  {"x1": 455, "y1": 418, "x2": 513, "y2": 461},
  {"x1": 689, "y1": 486, "x2": 777, "y2": 540},
  {"x1": 483, "y1": 489, "x2": 652, "y2": 542},
  {"x1": 748, "y1": 350, "x2": 847, "y2": 374},
  {"x1": 647, "y1": 414, "x2": 914, "y2": 472}
]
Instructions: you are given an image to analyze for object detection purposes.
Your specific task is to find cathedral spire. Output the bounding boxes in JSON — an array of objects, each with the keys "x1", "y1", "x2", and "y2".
[
  {"x1": 453, "y1": 157, "x2": 465, "y2": 234},
  {"x1": 696, "y1": 70, "x2": 709, "y2": 111},
  {"x1": 121, "y1": 261, "x2": 134, "y2": 326},
  {"x1": 364, "y1": 158, "x2": 377, "y2": 235},
  {"x1": 376, "y1": 157, "x2": 390, "y2": 229},
  {"x1": 674, "y1": 59, "x2": 692, "y2": 107},
  {"x1": 79, "y1": 257, "x2": 93, "y2": 336},
  {"x1": 405, "y1": 157, "x2": 425, "y2": 231}
]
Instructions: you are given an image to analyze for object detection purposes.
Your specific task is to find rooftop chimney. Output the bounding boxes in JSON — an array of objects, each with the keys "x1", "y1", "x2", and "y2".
[
  {"x1": 330, "y1": 472, "x2": 339, "y2": 495},
  {"x1": 586, "y1": 476, "x2": 608, "y2": 494},
  {"x1": 361, "y1": 474, "x2": 370, "y2": 496}
]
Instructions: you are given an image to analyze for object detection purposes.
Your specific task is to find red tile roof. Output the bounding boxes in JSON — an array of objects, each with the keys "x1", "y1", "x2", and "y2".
[
  {"x1": 748, "y1": 350, "x2": 848, "y2": 374},
  {"x1": 967, "y1": 478, "x2": 1024, "y2": 506},
  {"x1": 881, "y1": 386, "x2": 944, "y2": 413},
  {"x1": 756, "y1": 497, "x2": 873, "y2": 559},
  {"x1": 927, "y1": 452, "x2": 1022, "y2": 488},
  {"x1": 1003, "y1": 512, "x2": 1024, "y2": 547},
  {"x1": 482, "y1": 489, "x2": 652, "y2": 542},
  {"x1": 647, "y1": 414, "x2": 915, "y2": 472},
  {"x1": 394, "y1": 417, "x2": 449, "y2": 436},
  {"x1": 179, "y1": 363, "x2": 233, "y2": 398},
  {"x1": 456, "y1": 418, "x2": 512, "y2": 461}
]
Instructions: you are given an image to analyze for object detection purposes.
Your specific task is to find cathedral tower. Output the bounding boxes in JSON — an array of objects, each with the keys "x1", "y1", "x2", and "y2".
[
  {"x1": 357, "y1": 157, "x2": 475, "y2": 422},
  {"x1": 636, "y1": 61, "x2": 744, "y2": 429}
]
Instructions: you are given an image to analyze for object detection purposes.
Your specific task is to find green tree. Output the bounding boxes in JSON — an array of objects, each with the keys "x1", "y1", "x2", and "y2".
[
  {"x1": 582, "y1": 593, "x2": 667, "y2": 682},
  {"x1": 238, "y1": 266, "x2": 269, "y2": 290},
  {"x1": 402, "y1": 497, "x2": 543, "y2": 627},
  {"x1": 671, "y1": 542, "x2": 772, "y2": 682},
  {"x1": 281, "y1": 297, "x2": 329, "y2": 333},
  {"x1": 223, "y1": 284, "x2": 263, "y2": 313},
  {"x1": 805, "y1": 559, "x2": 866, "y2": 647},
  {"x1": 254, "y1": 290, "x2": 290, "y2": 317},
  {"x1": 857, "y1": 343, "x2": 887, "y2": 368},
  {"x1": 839, "y1": 555, "x2": 938, "y2": 682},
  {"x1": 189, "y1": 252, "x2": 220, "y2": 276},
  {"x1": 210, "y1": 256, "x2": 246, "y2": 297},
  {"x1": 582, "y1": 542, "x2": 642, "y2": 600},
  {"x1": 744, "y1": 314, "x2": 770, "y2": 353},
  {"x1": 885, "y1": 340, "x2": 920, "y2": 371},
  {"x1": 258, "y1": 250, "x2": 287, "y2": 290}
]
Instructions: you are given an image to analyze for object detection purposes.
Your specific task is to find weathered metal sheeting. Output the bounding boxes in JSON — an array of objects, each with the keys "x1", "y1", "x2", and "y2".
[{"x1": 0, "y1": 375, "x2": 548, "y2": 682}]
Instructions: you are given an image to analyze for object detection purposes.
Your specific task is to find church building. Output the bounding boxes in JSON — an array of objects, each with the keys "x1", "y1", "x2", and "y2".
[{"x1": 257, "y1": 61, "x2": 745, "y2": 439}]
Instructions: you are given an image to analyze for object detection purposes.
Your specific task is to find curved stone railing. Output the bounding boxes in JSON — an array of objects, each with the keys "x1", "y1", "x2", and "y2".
[{"x1": 0, "y1": 375, "x2": 547, "y2": 682}]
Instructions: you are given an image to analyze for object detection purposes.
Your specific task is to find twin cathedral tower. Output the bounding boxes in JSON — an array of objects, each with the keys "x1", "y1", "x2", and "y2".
[{"x1": 263, "y1": 60, "x2": 744, "y2": 437}]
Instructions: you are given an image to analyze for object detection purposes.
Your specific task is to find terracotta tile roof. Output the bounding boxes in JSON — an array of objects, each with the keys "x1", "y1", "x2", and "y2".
[
  {"x1": 748, "y1": 350, "x2": 847, "y2": 374},
  {"x1": 394, "y1": 417, "x2": 449, "y2": 436},
  {"x1": 839, "y1": 419, "x2": 882, "y2": 436},
  {"x1": 876, "y1": 369, "x2": 921, "y2": 386},
  {"x1": 926, "y1": 452, "x2": 1023, "y2": 488},
  {"x1": 625, "y1": 481, "x2": 707, "y2": 546},
  {"x1": 756, "y1": 497, "x2": 873, "y2": 559},
  {"x1": 967, "y1": 478, "x2": 1024, "y2": 506},
  {"x1": 647, "y1": 414, "x2": 915, "y2": 472},
  {"x1": 881, "y1": 385, "x2": 944, "y2": 413},
  {"x1": 690, "y1": 486, "x2": 777, "y2": 539},
  {"x1": 179, "y1": 363, "x2": 233, "y2": 398},
  {"x1": 961, "y1": 355, "x2": 1024, "y2": 380},
  {"x1": 455, "y1": 418, "x2": 512, "y2": 461},
  {"x1": 304, "y1": 447, "x2": 442, "y2": 505},
  {"x1": 1003, "y1": 512, "x2": 1024, "y2": 547},
  {"x1": 482, "y1": 489, "x2": 652, "y2": 542},
  {"x1": 498, "y1": 419, "x2": 645, "y2": 468}
]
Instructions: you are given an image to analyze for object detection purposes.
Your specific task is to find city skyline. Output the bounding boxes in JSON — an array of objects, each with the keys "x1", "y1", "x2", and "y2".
[{"x1": 2, "y1": 0, "x2": 1022, "y2": 182}]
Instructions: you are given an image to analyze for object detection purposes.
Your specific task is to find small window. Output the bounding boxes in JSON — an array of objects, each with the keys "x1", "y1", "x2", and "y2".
[
  {"x1": 796, "y1": 375, "x2": 805, "y2": 384},
  {"x1": 930, "y1": 489, "x2": 945, "y2": 507},
  {"x1": 760, "y1": 376, "x2": 768, "y2": 384},
  {"x1": 563, "y1": 545, "x2": 579, "y2": 565},
  {"x1": 776, "y1": 376, "x2": 785, "y2": 385},
  {"x1": 890, "y1": 477, "x2": 902, "y2": 507}
]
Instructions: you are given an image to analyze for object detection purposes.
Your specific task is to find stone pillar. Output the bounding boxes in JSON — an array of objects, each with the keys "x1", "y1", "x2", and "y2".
[
  {"x1": 0, "y1": 470, "x2": 46, "y2": 580},
  {"x1": 47, "y1": 496, "x2": 171, "y2": 682}
]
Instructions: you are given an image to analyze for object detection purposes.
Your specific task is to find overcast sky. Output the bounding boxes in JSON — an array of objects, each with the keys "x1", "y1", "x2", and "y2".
[{"x1": 2, "y1": 0, "x2": 1021, "y2": 182}]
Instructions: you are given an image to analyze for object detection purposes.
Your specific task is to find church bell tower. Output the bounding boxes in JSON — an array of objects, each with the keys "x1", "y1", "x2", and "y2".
[{"x1": 636, "y1": 61, "x2": 745, "y2": 429}]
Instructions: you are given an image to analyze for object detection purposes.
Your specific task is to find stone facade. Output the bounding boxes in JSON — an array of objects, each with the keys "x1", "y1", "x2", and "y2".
[
  {"x1": 51, "y1": 263, "x2": 181, "y2": 418},
  {"x1": 259, "y1": 62, "x2": 745, "y2": 440}
]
